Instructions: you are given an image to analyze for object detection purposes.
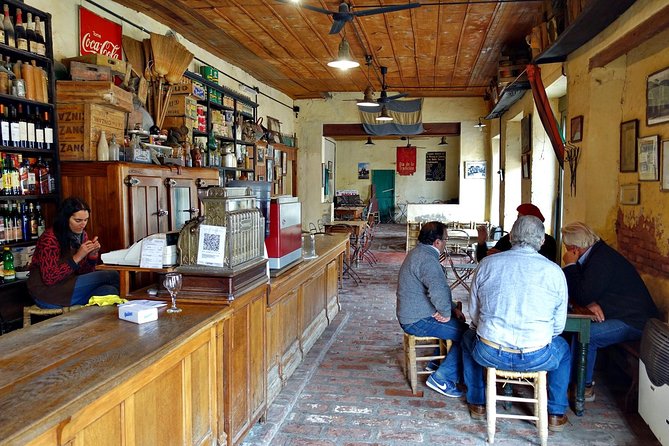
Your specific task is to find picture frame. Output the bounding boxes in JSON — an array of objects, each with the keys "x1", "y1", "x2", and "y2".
[
  {"x1": 521, "y1": 114, "x2": 531, "y2": 154},
  {"x1": 521, "y1": 153, "x2": 531, "y2": 179},
  {"x1": 662, "y1": 140, "x2": 669, "y2": 191},
  {"x1": 619, "y1": 119, "x2": 638, "y2": 172},
  {"x1": 638, "y1": 135, "x2": 660, "y2": 181},
  {"x1": 358, "y1": 162, "x2": 370, "y2": 180},
  {"x1": 570, "y1": 115, "x2": 583, "y2": 143},
  {"x1": 464, "y1": 161, "x2": 486, "y2": 179},
  {"x1": 620, "y1": 183, "x2": 640, "y2": 205},
  {"x1": 266, "y1": 116, "x2": 281, "y2": 133},
  {"x1": 646, "y1": 66, "x2": 669, "y2": 126},
  {"x1": 266, "y1": 159, "x2": 274, "y2": 182},
  {"x1": 327, "y1": 160, "x2": 333, "y2": 179}
]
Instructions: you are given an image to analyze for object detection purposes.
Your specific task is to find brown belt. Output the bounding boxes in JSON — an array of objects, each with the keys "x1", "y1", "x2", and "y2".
[{"x1": 479, "y1": 337, "x2": 545, "y2": 353}]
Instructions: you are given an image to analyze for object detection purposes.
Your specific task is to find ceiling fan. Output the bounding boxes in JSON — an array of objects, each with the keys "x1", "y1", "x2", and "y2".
[
  {"x1": 276, "y1": 1, "x2": 421, "y2": 35},
  {"x1": 358, "y1": 66, "x2": 408, "y2": 108}
]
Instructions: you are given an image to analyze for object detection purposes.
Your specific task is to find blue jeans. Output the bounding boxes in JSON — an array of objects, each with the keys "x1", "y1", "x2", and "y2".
[
  {"x1": 401, "y1": 315, "x2": 467, "y2": 384},
  {"x1": 462, "y1": 329, "x2": 571, "y2": 415},
  {"x1": 35, "y1": 271, "x2": 120, "y2": 308},
  {"x1": 583, "y1": 319, "x2": 643, "y2": 385}
]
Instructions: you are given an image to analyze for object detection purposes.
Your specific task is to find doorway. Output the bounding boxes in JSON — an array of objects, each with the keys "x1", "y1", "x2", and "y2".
[{"x1": 372, "y1": 170, "x2": 395, "y2": 223}]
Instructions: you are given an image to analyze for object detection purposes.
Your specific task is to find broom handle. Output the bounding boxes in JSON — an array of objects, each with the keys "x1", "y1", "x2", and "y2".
[{"x1": 159, "y1": 85, "x2": 173, "y2": 129}]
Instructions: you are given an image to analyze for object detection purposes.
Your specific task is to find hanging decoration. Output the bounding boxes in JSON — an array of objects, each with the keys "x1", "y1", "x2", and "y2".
[
  {"x1": 396, "y1": 146, "x2": 416, "y2": 175},
  {"x1": 565, "y1": 142, "x2": 580, "y2": 196},
  {"x1": 359, "y1": 99, "x2": 424, "y2": 136}
]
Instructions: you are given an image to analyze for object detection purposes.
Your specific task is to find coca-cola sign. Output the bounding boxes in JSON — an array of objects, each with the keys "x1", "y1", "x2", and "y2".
[{"x1": 79, "y1": 7, "x2": 122, "y2": 60}]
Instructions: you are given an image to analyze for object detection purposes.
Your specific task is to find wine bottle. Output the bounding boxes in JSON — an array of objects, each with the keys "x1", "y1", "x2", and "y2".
[
  {"x1": 34, "y1": 16, "x2": 45, "y2": 56},
  {"x1": 0, "y1": 204, "x2": 5, "y2": 244},
  {"x1": 26, "y1": 156, "x2": 36, "y2": 194},
  {"x1": 42, "y1": 110, "x2": 52, "y2": 150},
  {"x1": 20, "y1": 201, "x2": 29, "y2": 241},
  {"x1": 15, "y1": 8, "x2": 27, "y2": 51},
  {"x1": 10, "y1": 201, "x2": 21, "y2": 241},
  {"x1": 16, "y1": 104, "x2": 27, "y2": 148},
  {"x1": 34, "y1": 106, "x2": 43, "y2": 149},
  {"x1": 17, "y1": 154, "x2": 28, "y2": 195},
  {"x1": 0, "y1": 104, "x2": 10, "y2": 146},
  {"x1": 3, "y1": 4, "x2": 15, "y2": 48},
  {"x1": 1, "y1": 156, "x2": 10, "y2": 196},
  {"x1": 26, "y1": 12, "x2": 36, "y2": 54},
  {"x1": 28, "y1": 202, "x2": 37, "y2": 239},
  {"x1": 9, "y1": 105, "x2": 20, "y2": 147},
  {"x1": 0, "y1": 5, "x2": 5, "y2": 45},
  {"x1": 8, "y1": 154, "x2": 19, "y2": 195},
  {"x1": 35, "y1": 202, "x2": 45, "y2": 236},
  {"x1": 25, "y1": 105, "x2": 35, "y2": 149}
]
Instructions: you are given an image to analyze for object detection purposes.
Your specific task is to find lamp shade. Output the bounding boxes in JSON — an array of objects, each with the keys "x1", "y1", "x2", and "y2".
[
  {"x1": 327, "y1": 38, "x2": 360, "y2": 70},
  {"x1": 474, "y1": 117, "x2": 486, "y2": 130},
  {"x1": 376, "y1": 105, "x2": 393, "y2": 121},
  {"x1": 364, "y1": 137, "x2": 375, "y2": 145},
  {"x1": 438, "y1": 136, "x2": 448, "y2": 146},
  {"x1": 357, "y1": 86, "x2": 377, "y2": 107}
]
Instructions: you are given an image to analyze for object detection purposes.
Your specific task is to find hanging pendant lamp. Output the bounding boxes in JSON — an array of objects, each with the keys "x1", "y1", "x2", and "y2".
[
  {"x1": 438, "y1": 136, "x2": 448, "y2": 146},
  {"x1": 364, "y1": 137, "x2": 375, "y2": 145},
  {"x1": 327, "y1": 37, "x2": 359, "y2": 70},
  {"x1": 376, "y1": 105, "x2": 393, "y2": 121}
]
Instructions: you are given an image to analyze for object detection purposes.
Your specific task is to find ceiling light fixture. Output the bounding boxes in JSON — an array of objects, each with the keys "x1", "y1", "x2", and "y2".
[
  {"x1": 327, "y1": 37, "x2": 359, "y2": 70},
  {"x1": 474, "y1": 117, "x2": 486, "y2": 131},
  {"x1": 376, "y1": 105, "x2": 393, "y2": 121},
  {"x1": 438, "y1": 136, "x2": 448, "y2": 146},
  {"x1": 357, "y1": 55, "x2": 377, "y2": 107},
  {"x1": 364, "y1": 137, "x2": 375, "y2": 145}
]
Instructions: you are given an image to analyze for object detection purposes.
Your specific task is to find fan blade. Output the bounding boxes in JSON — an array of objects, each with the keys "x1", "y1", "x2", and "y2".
[
  {"x1": 351, "y1": 3, "x2": 421, "y2": 17},
  {"x1": 329, "y1": 19, "x2": 347, "y2": 35},
  {"x1": 275, "y1": 0, "x2": 334, "y2": 16},
  {"x1": 386, "y1": 93, "x2": 408, "y2": 101}
]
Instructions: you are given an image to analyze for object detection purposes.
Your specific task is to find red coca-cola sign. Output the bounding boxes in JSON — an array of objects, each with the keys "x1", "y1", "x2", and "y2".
[{"x1": 79, "y1": 7, "x2": 122, "y2": 60}]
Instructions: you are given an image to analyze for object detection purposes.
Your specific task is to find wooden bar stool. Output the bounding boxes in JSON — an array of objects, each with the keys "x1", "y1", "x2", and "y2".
[
  {"x1": 485, "y1": 368, "x2": 548, "y2": 446},
  {"x1": 23, "y1": 305, "x2": 82, "y2": 328},
  {"x1": 403, "y1": 333, "x2": 452, "y2": 394}
]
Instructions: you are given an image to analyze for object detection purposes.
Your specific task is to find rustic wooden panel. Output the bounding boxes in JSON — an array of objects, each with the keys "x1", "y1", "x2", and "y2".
[{"x1": 78, "y1": 405, "x2": 122, "y2": 446}]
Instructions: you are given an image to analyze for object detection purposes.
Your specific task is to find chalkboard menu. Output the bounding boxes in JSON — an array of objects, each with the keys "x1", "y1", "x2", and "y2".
[{"x1": 426, "y1": 151, "x2": 446, "y2": 181}]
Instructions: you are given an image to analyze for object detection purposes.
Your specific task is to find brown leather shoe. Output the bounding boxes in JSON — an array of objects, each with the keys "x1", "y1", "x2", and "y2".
[
  {"x1": 468, "y1": 403, "x2": 486, "y2": 420},
  {"x1": 548, "y1": 414, "x2": 569, "y2": 432}
]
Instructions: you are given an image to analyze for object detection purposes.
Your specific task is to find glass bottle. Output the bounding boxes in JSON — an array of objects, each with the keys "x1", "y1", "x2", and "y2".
[
  {"x1": 108, "y1": 134, "x2": 120, "y2": 161},
  {"x1": 97, "y1": 130, "x2": 109, "y2": 161},
  {"x1": 3, "y1": 246, "x2": 15, "y2": 281},
  {"x1": 34, "y1": 16, "x2": 45, "y2": 56},
  {"x1": 42, "y1": 110, "x2": 52, "y2": 150},
  {"x1": 28, "y1": 202, "x2": 37, "y2": 240},
  {"x1": 33, "y1": 156, "x2": 48, "y2": 195},
  {"x1": 26, "y1": 12, "x2": 36, "y2": 54},
  {"x1": 3, "y1": 4, "x2": 15, "y2": 48},
  {"x1": 14, "y1": 8, "x2": 26, "y2": 51},
  {"x1": 20, "y1": 201, "x2": 29, "y2": 241},
  {"x1": 10, "y1": 201, "x2": 21, "y2": 241},
  {"x1": 0, "y1": 104, "x2": 9, "y2": 146},
  {"x1": 35, "y1": 202, "x2": 44, "y2": 236}
]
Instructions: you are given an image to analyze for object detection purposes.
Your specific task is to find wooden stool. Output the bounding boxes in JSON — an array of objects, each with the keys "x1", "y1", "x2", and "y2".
[
  {"x1": 486, "y1": 368, "x2": 548, "y2": 446},
  {"x1": 23, "y1": 305, "x2": 82, "y2": 328},
  {"x1": 403, "y1": 333, "x2": 452, "y2": 394}
]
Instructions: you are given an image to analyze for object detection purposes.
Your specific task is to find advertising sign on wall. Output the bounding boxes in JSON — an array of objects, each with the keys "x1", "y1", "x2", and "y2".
[
  {"x1": 397, "y1": 146, "x2": 416, "y2": 176},
  {"x1": 79, "y1": 6, "x2": 122, "y2": 60}
]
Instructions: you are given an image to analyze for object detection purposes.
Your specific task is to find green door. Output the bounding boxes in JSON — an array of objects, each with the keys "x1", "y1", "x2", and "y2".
[{"x1": 372, "y1": 170, "x2": 395, "y2": 223}]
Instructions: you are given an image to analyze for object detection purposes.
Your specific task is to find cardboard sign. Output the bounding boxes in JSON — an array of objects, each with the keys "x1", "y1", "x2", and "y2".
[{"x1": 79, "y1": 6, "x2": 122, "y2": 60}]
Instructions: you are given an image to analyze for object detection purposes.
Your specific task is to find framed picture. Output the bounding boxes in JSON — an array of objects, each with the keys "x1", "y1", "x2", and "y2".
[
  {"x1": 521, "y1": 153, "x2": 531, "y2": 179},
  {"x1": 327, "y1": 160, "x2": 333, "y2": 178},
  {"x1": 662, "y1": 140, "x2": 669, "y2": 191},
  {"x1": 647, "y1": 66, "x2": 669, "y2": 126},
  {"x1": 638, "y1": 135, "x2": 659, "y2": 181},
  {"x1": 265, "y1": 147, "x2": 273, "y2": 160},
  {"x1": 620, "y1": 183, "x2": 640, "y2": 205},
  {"x1": 570, "y1": 115, "x2": 583, "y2": 143},
  {"x1": 256, "y1": 146, "x2": 265, "y2": 163},
  {"x1": 266, "y1": 159, "x2": 274, "y2": 182},
  {"x1": 266, "y1": 116, "x2": 281, "y2": 133},
  {"x1": 619, "y1": 119, "x2": 638, "y2": 172},
  {"x1": 521, "y1": 114, "x2": 531, "y2": 154},
  {"x1": 282, "y1": 152, "x2": 287, "y2": 174},
  {"x1": 464, "y1": 161, "x2": 486, "y2": 179},
  {"x1": 358, "y1": 162, "x2": 370, "y2": 179}
]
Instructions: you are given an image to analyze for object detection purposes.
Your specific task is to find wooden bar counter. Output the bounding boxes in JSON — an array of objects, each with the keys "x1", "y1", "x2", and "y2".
[{"x1": 0, "y1": 233, "x2": 348, "y2": 446}]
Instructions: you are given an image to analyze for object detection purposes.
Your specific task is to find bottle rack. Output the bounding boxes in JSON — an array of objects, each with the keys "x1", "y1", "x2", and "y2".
[
  {"x1": 0, "y1": 0, "x2": 58, "y2": 291},
  {"x1": 183, "y1": 71, "x2": 258, "y2": 184}
]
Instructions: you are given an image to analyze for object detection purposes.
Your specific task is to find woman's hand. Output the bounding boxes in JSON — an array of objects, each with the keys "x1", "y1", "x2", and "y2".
[{"x1": 75, "y1": 237, "x2": 101, "y2": 262}]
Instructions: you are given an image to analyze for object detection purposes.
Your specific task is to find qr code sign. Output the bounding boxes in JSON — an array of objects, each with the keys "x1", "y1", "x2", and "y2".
[{"x1": 203, "y1": 233, "x2": 220, "y2": 252}]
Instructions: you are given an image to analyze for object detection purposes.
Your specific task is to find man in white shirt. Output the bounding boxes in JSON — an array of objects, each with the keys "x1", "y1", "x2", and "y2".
[{"x1": 462, "y1": 215, "x2": 571, "y2": 431}]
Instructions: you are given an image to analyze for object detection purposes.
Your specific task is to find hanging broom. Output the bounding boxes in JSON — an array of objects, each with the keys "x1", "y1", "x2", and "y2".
[
  {"x1": 159, "y1": 44, "x2": 194, "y2": 128},
  {"x1": 150, "y1": 33, "x2": 174, "y2": 127}
]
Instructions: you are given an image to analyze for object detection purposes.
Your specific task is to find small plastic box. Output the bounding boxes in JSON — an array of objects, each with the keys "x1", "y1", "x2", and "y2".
[{"x1": 118, "y1": 303, "x2": 158, "y2": 324}]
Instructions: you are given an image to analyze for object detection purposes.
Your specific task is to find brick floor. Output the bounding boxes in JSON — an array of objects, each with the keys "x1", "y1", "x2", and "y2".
[{"x1": 243, "y1": 224, "x2": 659, "y2": 446}]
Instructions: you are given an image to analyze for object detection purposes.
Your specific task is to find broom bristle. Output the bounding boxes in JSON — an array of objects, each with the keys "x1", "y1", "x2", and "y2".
[
  {"x1": 150, "y1": 33, "x2": 176, "y2": 77},
  {"x1": 165, "y1": 45, "x2": 193, "y2": 84}
]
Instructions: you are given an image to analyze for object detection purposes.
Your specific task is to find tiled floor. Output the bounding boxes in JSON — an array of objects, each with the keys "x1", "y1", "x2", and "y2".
[{"x1": 243, "y1": 224, "x2": 659, "y2": 445}]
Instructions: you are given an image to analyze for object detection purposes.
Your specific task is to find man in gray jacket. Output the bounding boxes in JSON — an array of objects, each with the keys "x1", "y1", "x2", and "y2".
[{"x1": 397, "y1": 221, "x2": 467, "y2": 397}]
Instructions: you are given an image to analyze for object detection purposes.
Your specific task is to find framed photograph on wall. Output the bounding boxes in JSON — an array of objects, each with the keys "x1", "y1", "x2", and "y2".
[
  {"x1": 570, "y1": 115, "x2": 583, "y2": 143},
  {"x1": 638, "y1": 135, "x2": 659, "y2": 181},
  {"x1": 662, "y1": 140, "x2": 669, "y2": 191},
  {"x1": 620, "y1": 183, "x2": 640, "y2": 205},
  {"x1": 256, "y1": 145, "x2": 265, "y2": 164},
  {"x1": 647, "y1": 66, "x2": 669, "y2": 126},
  {"x1": 619, "y1": 119, "x2": 638, "y2": 172},
  {"x1": 464, "y1": 161, "x2": 486, "y2": 179},
  {"x1": 521, "y1": 153, "x2": 531, "y2": 179}
]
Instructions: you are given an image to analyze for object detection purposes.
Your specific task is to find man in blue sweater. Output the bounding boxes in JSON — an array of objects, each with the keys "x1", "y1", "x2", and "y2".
[{"x1": 396, "y1": 221, "x2": 467, "y2": 397}]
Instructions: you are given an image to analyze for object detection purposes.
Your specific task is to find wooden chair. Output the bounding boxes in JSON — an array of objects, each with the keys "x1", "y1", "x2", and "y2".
[
  {"x1": 23, "y1": 305, "x2": 83, "y2": 328},
  {"x1": 403, "y1": 333, "x2": 452, "y2": 394},
  {"x1": 486, "y1": 368, "x2": 548, "y2": 446}
]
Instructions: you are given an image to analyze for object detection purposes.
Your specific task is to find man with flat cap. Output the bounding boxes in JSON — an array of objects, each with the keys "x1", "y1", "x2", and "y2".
[{"x1": 476, "y1": 203, "x2": 557, "y2": 263}]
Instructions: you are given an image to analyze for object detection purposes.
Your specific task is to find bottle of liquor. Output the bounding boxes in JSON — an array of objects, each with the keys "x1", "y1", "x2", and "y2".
[
  {"x1": 0, "y1": 205, "x2": 5, "y2": 244},
  {"x1": 34, "y1": 156, "x2": 48, "y2": 195},
  {"x1": 10, "y1": 201, "x2": 21, "y2": 241},
  {"x1": 10, "y1": 154, "x2": 19, "y2": 195},
  {"x1": 3, "y1": 246, "x2": 15, "y2": 281},
  {"x1": 9, "y1": 105, "x2": 20, "y2": 147},
  {"x1": 35, "y1": 202, "x2": 45, "y2": 236},
  {"x1": 34, "y1": 16, "x2": 45, "y2": 56},
  {"x1": 17, "y1": 154, "x2": 28, "y2": 194},
  {"x1": 2, "y1": 202, "x2": 13, "y2": 241},
  {"x1": 27, "y1": 156, "x2": 36, "y2": 194},
  {"x1": 0, "y1": 5, "x2": 4, "y2": 46},
  {"x1": 26, "y1": 12, "x2": 37, "y2": 54},
  {"x1": 15, "y1": 8, "x2": 27, "y2": 51},
  {"x1": 42, "y1": 110, "x2": 52, "y2": 150},
  {"x1": 0, "y1": 104, "x2": 10, "y2": 146},
  {"x1": 1, "y1": 156, "x2": 9, "y2": 196},
  {"x1": 3, "y1": 4, "x2": 15, "y2": 48},
  {"x1": 16, "y1": 104, "x2": 27, "y2": 148},
  {"x1": 25, "y1": 105, "x2": 35, "y2": 149},
  {"x1": 34, "y1": 107, "x2": 43, "y2": 149},
  {"x1": 28, "y1": 202, "x2": 37, "y2": 240},
  {"x1": 19, "y1": 201, "x2": 29, "y2": 241}
]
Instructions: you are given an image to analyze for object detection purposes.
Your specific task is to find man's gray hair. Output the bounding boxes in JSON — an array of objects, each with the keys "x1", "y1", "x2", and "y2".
[
  {"x1": 561, "y1": 222, "x2": 600, "y2": 248},
  {"x1": 510, "y1": 215, "x2": 545, "y2": 251}
]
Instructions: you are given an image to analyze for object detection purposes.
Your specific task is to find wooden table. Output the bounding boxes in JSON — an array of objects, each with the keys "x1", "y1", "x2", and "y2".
[
  {"x1": 334, "y1": 206, "x2": 365, "y2": 220},
  {"x1": 97, "y1": 264, "x2": 175, "y2": 297},
  {"x1": 324, "y1": 220, "x2": 367, "y2": 239},
  {"x1": 564, "y1": 305, "x2": 593, "y2": 416}
]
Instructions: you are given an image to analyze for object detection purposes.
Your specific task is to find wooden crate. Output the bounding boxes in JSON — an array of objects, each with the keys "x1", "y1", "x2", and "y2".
[
  {"x1": 56, "y1": 80, "x2": 133, "y2": 113},
  {"x1": 57, "y1": 103, "x2": 127, "y2": 161},
  {"x1": 63, "y1": 54, "x2": 127, "y2": 76},
  {"x1": 70, "y1": 61, "x2": 112, "y2": 81}
]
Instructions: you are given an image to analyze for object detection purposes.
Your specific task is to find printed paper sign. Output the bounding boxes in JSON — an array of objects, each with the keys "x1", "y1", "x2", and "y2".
[
  {"x1": 140, "y1": 237, "x2": 166, "y2": 269},
  {"x1": 197, "y1": 225, "x2": 226, "y2": 267}
]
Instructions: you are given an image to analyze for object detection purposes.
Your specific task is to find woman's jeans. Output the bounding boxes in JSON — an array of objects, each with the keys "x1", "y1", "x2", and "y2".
[
  {"x1": 401, "y1": 315, "x2": 468, "y2": 384},
  {"x1": 462, "y1": 328, "x2": 571, "y2": 415},
  {"x1": 35, "y1": 271, "x2": 120, "y2": 308},
  {"x1": 583, "y1": 319, "x2": 643, "y2": 385}
]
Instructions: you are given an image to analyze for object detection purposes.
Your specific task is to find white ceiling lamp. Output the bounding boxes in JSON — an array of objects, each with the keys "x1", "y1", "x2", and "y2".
[
  {"x1": 474, "y1": 117, "x2": 486, "y2": 131},
  {"x1": 327, "y1": 37, "x2": 359, "y2": 70},
  {"x1": 438, "y1": 136, "x2": 448, "y2": 146},
  {"x1": 376, "y1": 105, "x2": 393, "y2": 121},
  {"x1": 357, "y1": 56, "x2": 377, "y2": 107}
]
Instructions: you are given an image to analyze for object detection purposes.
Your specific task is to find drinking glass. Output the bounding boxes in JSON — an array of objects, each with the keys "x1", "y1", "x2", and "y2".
[{"x1": 163, "y1": 272, "x2": 183, "y2": 313}]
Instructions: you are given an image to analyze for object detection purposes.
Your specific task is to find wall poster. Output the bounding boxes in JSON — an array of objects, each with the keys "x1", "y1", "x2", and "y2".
[{"x1": 425, "y1": 151, "x2": 446, "y2": 181}]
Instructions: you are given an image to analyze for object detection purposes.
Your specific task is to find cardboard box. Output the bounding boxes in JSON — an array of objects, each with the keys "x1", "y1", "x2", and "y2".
[
  {"x1": 57, "y1": 80, "x2": 134, "y2": 113},
  {"x1": 118, "y1": 303, "x2": 158, "y2": 324},
  {"x1": 172, "y1": 80, "x2": 205, "y2": 100},
  {"x1": 57, "y1": 103, "x2": 127, "y2": 161},
  {"x1": 166, "y1": 95, "x2": 197, "y2": 119}
]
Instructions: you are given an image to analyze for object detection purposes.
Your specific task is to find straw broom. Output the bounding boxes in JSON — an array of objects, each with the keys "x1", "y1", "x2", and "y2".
[
  {"x1": 159, "y1": 44, "x2": 194, "y2": 128},
  {"x1": 150, "y1": 33, "x2": 174, "y2": 127}
]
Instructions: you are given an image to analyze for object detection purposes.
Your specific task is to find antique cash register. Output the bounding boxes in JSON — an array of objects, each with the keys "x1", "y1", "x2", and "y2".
[{"x1": 175, "y1": 186, "x2": 268, "y2": 303}]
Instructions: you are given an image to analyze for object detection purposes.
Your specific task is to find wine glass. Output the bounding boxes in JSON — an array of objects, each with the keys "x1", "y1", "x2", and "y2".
[{"x1": 163, "y1": 272, "x2": 183, "y2": 313}]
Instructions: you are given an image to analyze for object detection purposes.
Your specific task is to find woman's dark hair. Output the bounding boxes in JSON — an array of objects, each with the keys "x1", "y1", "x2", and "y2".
[
  {"x1": 53, "y1": 197, "x2": 91, "y2": 254},
  {"x1": 417, "y1": 221, "x2": 447, "y2": 245}
]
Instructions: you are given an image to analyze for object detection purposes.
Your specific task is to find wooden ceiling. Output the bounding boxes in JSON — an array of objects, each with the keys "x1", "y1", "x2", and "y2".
[{"x1": 113, "y1": 1, "x2": 544, "y2": 100}]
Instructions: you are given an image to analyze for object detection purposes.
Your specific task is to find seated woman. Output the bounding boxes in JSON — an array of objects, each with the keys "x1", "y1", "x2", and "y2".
[{"x1": 28, "y1": 197, "x2": 120, "y2": 308}]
